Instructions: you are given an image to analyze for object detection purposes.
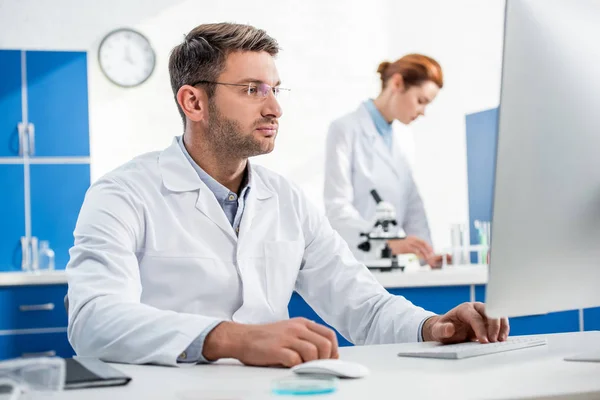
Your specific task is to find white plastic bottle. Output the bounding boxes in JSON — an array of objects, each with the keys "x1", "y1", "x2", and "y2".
[{"x1": 38, "y1": 240, "x2": 55, "y2": 271}]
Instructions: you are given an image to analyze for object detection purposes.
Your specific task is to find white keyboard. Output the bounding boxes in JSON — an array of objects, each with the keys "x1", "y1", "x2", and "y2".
[{"x1": 397, "y1": 337, "x2": 548, "y2": 360}]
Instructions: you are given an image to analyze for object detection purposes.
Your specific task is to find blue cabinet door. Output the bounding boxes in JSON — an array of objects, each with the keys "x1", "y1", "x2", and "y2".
[
  {"x1": 0, "y1": 331, "x2": 74, "y2": 360},
  {"x1": 583, "y1": 307, "x2": 600, "y2": 331},
  {"x1": 26, "y1": 51, "x2": 90, "y2": 157},
  {"x1": 0, "y1": 284, "x2": 69, "y2": 330},
  {"x1": 388, "y1": 286, "x2": 470, "y2": 315},
  {"x1": 0, "y1": 165, "x2": 25, "y2": 271},
  {"x1": 30, "y1": 164, "x2": 90, "y2": 269},
  {"x1": 0, "y1": 50, "x2": 23, "y2": 157}
]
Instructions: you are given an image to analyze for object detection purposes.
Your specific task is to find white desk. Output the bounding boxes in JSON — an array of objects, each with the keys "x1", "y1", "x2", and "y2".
[
  {"x1": 0, "y1": 271, "x2": 68, "y2": 286},
  {"x1": 50, "y1": 331, "x2": 600, "y2": 400},
  {"x1": 0, "y1": 265, "x2": 488, "y2": 289},
  {"x1": 370, "y1": 264, "x2": 488, "y2": 288}
]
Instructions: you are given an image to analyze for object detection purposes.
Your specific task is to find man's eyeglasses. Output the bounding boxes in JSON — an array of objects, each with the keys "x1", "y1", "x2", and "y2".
[{"x1": 191, "y1": 80, "x2": 291, "y2": 99}]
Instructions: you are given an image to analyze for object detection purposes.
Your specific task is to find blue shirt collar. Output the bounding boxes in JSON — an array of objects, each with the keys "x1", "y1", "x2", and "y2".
[
  {"x1": 177, "y1": 136, "x2": 251, "y2": 202},
  {"x1": 364, "y1": 99, "x2": 393, "y2": 148}
]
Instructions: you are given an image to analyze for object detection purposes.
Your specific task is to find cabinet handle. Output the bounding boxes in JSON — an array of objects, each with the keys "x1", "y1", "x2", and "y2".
[
  {"x1": 21, "y1": 350, "x2": 56, "y2": 358},
  {"x1": 18, "y1": 122, "x2": 28, "y2": 156},
  {"x1": 19, "y1": 303, "x2": 55, "y2": 312},
  {"x1": 27, "y1": 123, "x2": 35, "y2": 156}
]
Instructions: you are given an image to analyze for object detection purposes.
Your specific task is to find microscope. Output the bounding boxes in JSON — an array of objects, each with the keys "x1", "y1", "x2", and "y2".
[{"x1": 357, "y1": 190, "x2": 406, "y2": 271}]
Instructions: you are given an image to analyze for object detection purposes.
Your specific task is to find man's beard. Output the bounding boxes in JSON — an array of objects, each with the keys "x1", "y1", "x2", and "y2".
[{"x1": 206, "y1": 100, "x2": 275, "y2": 159}]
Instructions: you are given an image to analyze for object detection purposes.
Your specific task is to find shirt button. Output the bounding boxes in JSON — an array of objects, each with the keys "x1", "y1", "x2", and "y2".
[
  {"x1": 179, "y1": 351, "x2": 187, "y2": 360},
  {"x1": 228, "y1": 194, "x2": 235, "y2": 201}
]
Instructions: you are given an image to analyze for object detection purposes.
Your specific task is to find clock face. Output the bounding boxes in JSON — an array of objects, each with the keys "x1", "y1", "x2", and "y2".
[{"x1": 98, "y1": 28, "x2": 156, "y2": 87}]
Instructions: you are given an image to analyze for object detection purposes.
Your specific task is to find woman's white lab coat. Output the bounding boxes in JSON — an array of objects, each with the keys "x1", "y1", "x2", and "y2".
[
  {"x1": 66, "y1": 137, "x2": 434, "y2": 366},
  {"x1": 324, "y1": 103, "x2": 432, "y2": 261}
]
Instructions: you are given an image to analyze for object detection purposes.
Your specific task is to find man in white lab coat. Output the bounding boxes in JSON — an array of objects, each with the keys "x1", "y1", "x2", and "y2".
[{"x1": 67, "y1": 22, "x2": 509, "y2": 367}]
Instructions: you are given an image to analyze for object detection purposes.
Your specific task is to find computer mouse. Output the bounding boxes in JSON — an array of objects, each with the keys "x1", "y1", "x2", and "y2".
[{"x1": 291, "y1": 359, "x2": 370, "y2": 379}]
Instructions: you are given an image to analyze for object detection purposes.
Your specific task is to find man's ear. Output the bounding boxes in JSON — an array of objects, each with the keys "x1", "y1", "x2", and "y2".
[{"x1": 177, "y1": 85, "x2": 209, "y2": 123}]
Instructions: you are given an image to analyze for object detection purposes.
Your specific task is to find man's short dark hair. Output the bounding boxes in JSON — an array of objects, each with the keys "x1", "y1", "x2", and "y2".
[{"x1": 168, "y1": 23, "x2": 280, "y2": 126}]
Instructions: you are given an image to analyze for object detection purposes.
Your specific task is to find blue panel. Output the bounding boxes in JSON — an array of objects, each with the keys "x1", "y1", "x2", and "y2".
[
  {"x1": 0, "y1": 165, "x2": 25, "y2": 271},
  {"x1": 465, "y1": 108, "x2": 498, "y2": 262},
  {"x1": 508, "y1": 311, "x2": 580, "y2": 336},
  {"x1": 0, "y1": 284, "x2": 68, "y2": 330},
  {"x1": 26, "y1": 51, "x2": 90, "y2": 157},
  {"x1": 387, "y1": 286, "x2": 470, "y2": 315},
  {"x1": 30, "y1": 164, "x2": 90, "y2": 269},
  {"x1": 584, "y1": 307, "x2": 600, "y2": 331},
  {"x1": 0, "y1": 50, "x2": 23, "y2": 157},
  {"x1": 288, "y1": 292, "x2": 353, "y2": 347},
  {"x1": 0, "y1": 331, "x2": 74, "y2": 360},
  {"x1": 475, "y1": 284, "x2": 486, "y2": 302},
  {"x1": 476, "y1": 285, "x2": 580, "y2": 335}
]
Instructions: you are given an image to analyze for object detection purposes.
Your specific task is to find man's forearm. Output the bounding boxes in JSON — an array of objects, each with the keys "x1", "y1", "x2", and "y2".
[{"x1": 202, "y1": 321, "x2": 246, "y2": 361}]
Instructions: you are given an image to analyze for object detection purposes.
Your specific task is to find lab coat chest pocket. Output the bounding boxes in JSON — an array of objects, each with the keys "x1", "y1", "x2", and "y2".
[{"x1": 263, "y1": 240, "x2": 304, "y2": 311}]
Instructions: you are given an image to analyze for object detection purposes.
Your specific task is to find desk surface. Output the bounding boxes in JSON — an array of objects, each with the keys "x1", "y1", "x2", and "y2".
[
  {"x1": 51, "y1": 331, "x2": 600, "y2": 400},
  {"x1": 0, "y1": 265, "x2": 488, "y2": 288}
]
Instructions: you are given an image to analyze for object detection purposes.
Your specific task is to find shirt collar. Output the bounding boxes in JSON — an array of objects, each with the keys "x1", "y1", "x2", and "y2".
[
  {"x1": 364, "y1": 99, "x2": 393, "y2": 137},
  {"x1": 177, "y1": 136, "x2": 252, "y2": 201}
]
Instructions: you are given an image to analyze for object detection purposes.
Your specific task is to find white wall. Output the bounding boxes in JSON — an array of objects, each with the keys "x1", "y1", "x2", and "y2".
[{"x1": 0, "y1": 0, "x2": 505, "y2": 251}]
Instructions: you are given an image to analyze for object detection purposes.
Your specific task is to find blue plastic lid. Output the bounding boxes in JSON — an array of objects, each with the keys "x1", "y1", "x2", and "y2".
[{"x1": 272, "y1": 375, "x2": 338, "y2": 396}]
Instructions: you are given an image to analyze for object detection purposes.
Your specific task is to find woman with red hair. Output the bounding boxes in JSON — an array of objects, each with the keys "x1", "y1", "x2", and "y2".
[{"x1": 324, "y1": 54, "x2": 448, "y2": 268}]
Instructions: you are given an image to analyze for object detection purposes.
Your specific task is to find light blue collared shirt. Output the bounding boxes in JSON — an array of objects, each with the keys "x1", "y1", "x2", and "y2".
[
  {"x1": 364, "y1": 99, "x2": 393, "y2": 149},
  {"x1": 176, "y1": 136, "x2": 251, "y2": 363}
]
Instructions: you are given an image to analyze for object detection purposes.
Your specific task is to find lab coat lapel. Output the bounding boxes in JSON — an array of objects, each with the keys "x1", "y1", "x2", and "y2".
[
  {"x1": 195, "y1": 188, "x2": 237, "y2": 241},
  {"x1": 237, "y1": 167, "x2": 274, "y2": 241},
  {"x1": 159, "y1": 138, "x2": 236, "y2": 241},
  {"x1": 232, "y1": 168, "x2": 275, "y2": 323},
  {"x1": 356, "y1": 105, "x2": 402, "y2": 181}
]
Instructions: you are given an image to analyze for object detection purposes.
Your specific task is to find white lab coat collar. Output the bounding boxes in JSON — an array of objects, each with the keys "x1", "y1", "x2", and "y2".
[
  {"x1": 158, "y1": 137, "x2": 273, "y2": 240},
  {"x1": 158, "y1": 137, "x2": 273, "y2": 200}
]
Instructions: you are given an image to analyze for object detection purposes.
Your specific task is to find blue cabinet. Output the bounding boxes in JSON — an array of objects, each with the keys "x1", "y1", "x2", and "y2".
[
  {"x1": 31, "y1": 164, "x2": 90, "y2": 268},
  {"x1": 0, "y1": 285, "x2": 68, "y2": 330},
  {"x1": 0, "y1": 165, "x2": 25, "y2": 271},
  {"x1": 0, "y1": 49, "x2": 91, "y2": 272},
  {"x1": 0, "y1": 283, "x2": 74, "y2": 360},
  {"x1": 0, "y1": 50, "x2": 22, "y2": 157},
  {"x1": 0, "y1": 50, "x2": 90, "y2": 158},
  {"x1": 388, "y1": 286, "x2": 469, "y2": 315},
  {"x1": 0, "y1": 331, "x2": 74, "y2": 359},
  {"x1": 26, "y1": 51, "x2": 90, "y2": 157}
]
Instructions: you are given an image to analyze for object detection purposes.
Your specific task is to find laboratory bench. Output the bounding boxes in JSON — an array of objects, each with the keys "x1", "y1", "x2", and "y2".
[{"x1": 1, "y1": 266, "x2": 599, "y2": 360}]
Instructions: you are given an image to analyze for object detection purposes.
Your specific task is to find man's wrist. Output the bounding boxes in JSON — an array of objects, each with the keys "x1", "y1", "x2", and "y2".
[
  {"x1": 202, "y1": 321, "x2": 246, "y2": 361},
  {"x1": 421, "y1": 315, "x2": 441, "y2": 342}
]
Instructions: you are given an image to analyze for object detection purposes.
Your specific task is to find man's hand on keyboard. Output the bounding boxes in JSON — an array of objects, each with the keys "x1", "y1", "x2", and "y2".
[{"x1": 421, "y1": 302, "x2": 510, "y2": 344}]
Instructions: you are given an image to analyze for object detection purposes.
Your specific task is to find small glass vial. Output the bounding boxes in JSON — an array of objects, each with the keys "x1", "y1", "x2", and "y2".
[{"x1": 38, "y1": 240, "x2": 55, "y2": 271}]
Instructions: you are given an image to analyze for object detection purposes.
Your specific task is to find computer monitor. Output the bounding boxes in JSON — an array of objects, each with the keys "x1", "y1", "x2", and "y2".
[{"x1": 485, "y1": 0, "x2": 600, "y2": 322}]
